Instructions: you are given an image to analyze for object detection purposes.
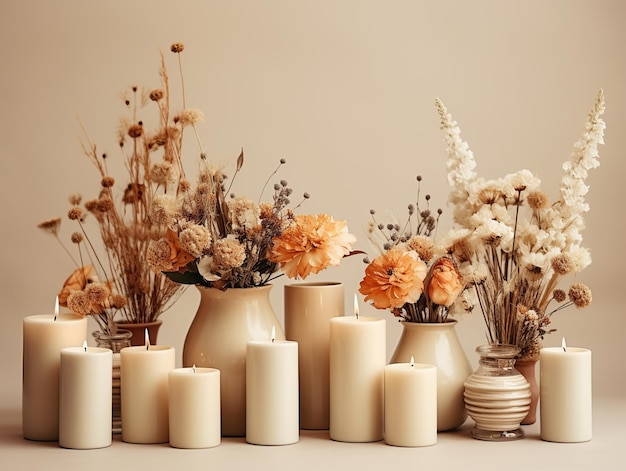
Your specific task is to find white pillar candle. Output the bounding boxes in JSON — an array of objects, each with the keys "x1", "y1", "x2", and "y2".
[
  {"x1": 121, "y1": 342, "x2": 175, "y2": 444},
  {"x1": 246, "y1": 333, "x2": 299, "y2": 445},
  {"x1": 59, "y1": 343, "x2": 112, "y2": 449},
  {"x1": 329, "y1": 298, "x2": 385, "y2": 442},
  {"x1": 384, "y1": 360, "x2": 437, "y2": 447},
  {"x1": 22, "y1": 306, "x2": 88, "y2": 441},
  {"x1": 540, "y1": 339, "x2": 592, "y2": 443},
  {"x1": 168, "y1": 367, "x2": 221, "y2": 449}
]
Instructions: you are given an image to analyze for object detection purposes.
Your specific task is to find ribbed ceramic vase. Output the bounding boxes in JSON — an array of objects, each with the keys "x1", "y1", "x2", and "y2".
[
  {"x1": 92, "y1": 329, "x2": 132, "y2": 434},
  {"x1": 463, "y1": 344, "x2": 531, "y2": 441},
  {"x1": 284, "y1": 282, "x2": 344, "y2": 430},
  {"x1": 389, "y1": 320, "x2": 472, "y2": 431},
  {"x1": 183, "y1": 285, "x2": 284, "y2": 437}
]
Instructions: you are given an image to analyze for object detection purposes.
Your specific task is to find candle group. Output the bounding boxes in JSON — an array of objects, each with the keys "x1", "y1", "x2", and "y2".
[
  {"x1": 540, "y1": 341, "x2": 592, "y2": 443},
  {"x1": 22, "y1": 312, "x2": 88, "y2": 441},
  {"x1": 59, "y1": 344, "x2": 112, "y2": 449}
]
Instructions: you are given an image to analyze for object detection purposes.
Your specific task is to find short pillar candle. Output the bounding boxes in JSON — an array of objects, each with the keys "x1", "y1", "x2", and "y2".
[
  {"x1": 168, "y1": 367, "x2": 221, "y2": 448},
  {"x1": 540, "y1": 339, "x2": 592, "y2": 443},
  {"x1": 59, "y1": 344, "x2": 112, "y2": 449},
  {"x1": 384, "y1": 360, "x2": 437, "y2": 447}
]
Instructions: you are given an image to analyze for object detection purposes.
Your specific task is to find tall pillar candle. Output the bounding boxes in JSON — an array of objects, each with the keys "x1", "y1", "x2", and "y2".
[
  {"x1": 59, "y1": 344, "x2": 112, "y2": 449},
  {"x1": 121, "y1": 343, "x2": 175, "y2": 444},
  {"x1": 329, "y1": 305, "x2": 385, "y2": 442},
  {"x1": 540, "y1": 340, "x2": 592, "y2": 443},
  {"x1": 169, "y1": 367, "x2": 221, "y2": 449},
  {"x1": 284, "y1": 282, "x2": 344, "y2": 430},
  {"x1": 246, "y1": 334, "x2": 299, "y2": 445},
  {"x1": 22, "y1": 309, "x2": 88, "y2": 441},
  {"x1": 384, "y1": 361, "x2": 437, "y2": 447}
]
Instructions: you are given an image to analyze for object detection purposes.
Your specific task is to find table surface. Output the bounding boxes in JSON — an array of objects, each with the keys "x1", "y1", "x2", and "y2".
[{"x1": 1, "y1": 395, "x2": 622, "y2": 471}]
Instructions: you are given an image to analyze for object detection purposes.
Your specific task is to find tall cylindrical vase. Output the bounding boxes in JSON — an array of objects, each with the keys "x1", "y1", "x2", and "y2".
[
  {"x1": 284, "y1": 282, "x2": 344, "y2": 430},
  {"x1": 389, "y1": 320, "x2": 472, "y2": 431},
  {"x1": 183, "y1": 285, "x2": 284, "y2": 437}
]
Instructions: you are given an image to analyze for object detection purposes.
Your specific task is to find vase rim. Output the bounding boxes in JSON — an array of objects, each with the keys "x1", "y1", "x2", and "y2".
[
  {"x1": 400, "y1": 319, "x2": 458, "y2": 327},
  {"x1": 195, "y1": 284, "x2": 273, "y2": 292},
  {"x1": 285, "y1": 281, "x2": 343, "y2": 288},
  {"x1": 115, "y1": 319, "x2": 163, "y2": 327},
  {"x1": 475, "y1": 343, "x2": 520, "y2": 358}
]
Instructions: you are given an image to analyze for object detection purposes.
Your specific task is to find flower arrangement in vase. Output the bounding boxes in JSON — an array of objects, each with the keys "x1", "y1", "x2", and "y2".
[
  {"x1": 37, "y1": 52, "x2": 205, "y2": 343},
  {"x1": 136, "y1": 43, "x2": 359, "y2": 436},
  {"x1": 436, "y1": 91, "x2": 605, "y2": 426},
  {"x1": 358, "y1": 177, "x2": 473, "y2": 431}
]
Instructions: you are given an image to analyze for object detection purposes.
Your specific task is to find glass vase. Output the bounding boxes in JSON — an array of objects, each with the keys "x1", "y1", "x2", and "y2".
[
  {"x1": 93, "y1": 329, "x2": 132, "y2": 434},
  {"x1": 463, "y1": 344, "x2": 531, "y2": 441}
]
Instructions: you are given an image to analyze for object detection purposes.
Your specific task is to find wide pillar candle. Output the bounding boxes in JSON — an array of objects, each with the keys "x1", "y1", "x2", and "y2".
[
  {"x1": 22, "y1": 313, "x2": 88, "y2": 440},
  {"x1": 59, "y1": 345, "x2": 112, "y2": 449},
  {"x1": 540, "y1": 346, "x2": 592, "y2": 443},
  {"x1": 121, "y1": 345, "x2": 175, "y2": 444},
  {"x1": 246, "y1": 339, "x2": 299, "y2": 445},
  {"x1": 169, "y1": 367, "x2": 221, "y2": 449},
  {"x1": 329, "y1": 316, "x2": 385, "y2": 442},
  {"x1": 384, "y1": 362, "x2": 437, "y2": 447}
]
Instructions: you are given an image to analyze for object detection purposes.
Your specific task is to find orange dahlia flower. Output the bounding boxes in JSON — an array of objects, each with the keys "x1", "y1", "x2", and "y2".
[
  {"x1": 269, "y1": 214, "x2": 356, "y2": 279},
  {"x1": 359, "y1": 248, "x2": 428, "y2": 310}
]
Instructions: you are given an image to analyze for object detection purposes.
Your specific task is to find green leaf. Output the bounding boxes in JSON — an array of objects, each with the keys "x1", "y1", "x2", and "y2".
[{"x1": 163, "y1": 270, "x2": 204, "y2": 285}]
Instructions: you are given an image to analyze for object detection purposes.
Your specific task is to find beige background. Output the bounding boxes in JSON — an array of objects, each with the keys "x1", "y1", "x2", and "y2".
[{"x1": 1, "y1": 0, "x2": 625, "y2": 414}]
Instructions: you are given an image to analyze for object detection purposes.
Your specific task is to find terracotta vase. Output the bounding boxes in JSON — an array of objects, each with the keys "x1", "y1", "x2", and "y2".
[
  {"x1": 115, "y1": 320, "x2": 162, "y2": 346},
  {"x1": 515, "y1": 358, "x2": 539, "y2": 425},
  {"x1": 284, "y1": 282, "x2": 344, "y2": 430},
  {"x1": 183, "y1": 285, "x2": 284, "y2": 437},
  {"x1": 389, "y1": 320, "x2": 472, "y2": 431}
]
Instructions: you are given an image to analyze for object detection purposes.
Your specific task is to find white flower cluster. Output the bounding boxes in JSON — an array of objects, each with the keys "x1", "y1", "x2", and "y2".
[{"x1": 435, "y1": 91, "x2": 604, "y2": 357}]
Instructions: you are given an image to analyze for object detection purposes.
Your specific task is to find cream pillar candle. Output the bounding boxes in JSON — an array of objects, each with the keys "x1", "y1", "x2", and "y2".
[
  {"x1": 59, "y1": 343, "x2": 112, "y2": 449},
  {"x1": 22, "y1": 302, "x2": 88, "y2": 441},
  {"x1": 168, "y1": 367, "x2": 221, "y2": 449},
  {"x1": 540, "y1": 339, "x2": 592, "y2": 443},
  {"x1": 384, "y1": 360, "x2": 437, "y2": 447},
  {"x1": 246, "y1": 331, "x2": 299, "y2": 445},
  {"x1": 329, "y1": 297, "x2": 385, "y2": 442},
  {"x1": 120, "y1": 340, "x2": 175, "y2": 444}
]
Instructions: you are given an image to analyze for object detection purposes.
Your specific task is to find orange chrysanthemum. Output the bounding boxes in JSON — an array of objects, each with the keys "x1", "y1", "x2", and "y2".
[
  {"x1": 269, "y1": 214, "x2": 356, "y2": 279},
  {"x1": 359, "y1": 248, "x2": 428, "y2": 310}
]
